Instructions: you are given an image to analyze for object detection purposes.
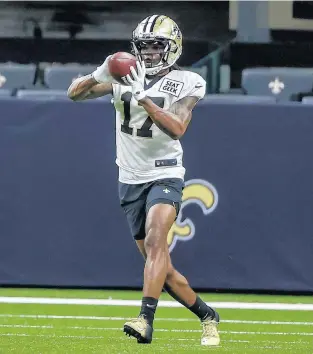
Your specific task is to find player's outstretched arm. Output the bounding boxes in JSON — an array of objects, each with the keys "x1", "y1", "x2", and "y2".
[
  {"x1": 67, "y1": 75, "x2": 113, "y2": 101},
  {"x1": 138, "y1": 96, "x2": 199, "y2": 140},
  {"x1": 68, "y1": 56, "x2": 115, "y2": 101}
]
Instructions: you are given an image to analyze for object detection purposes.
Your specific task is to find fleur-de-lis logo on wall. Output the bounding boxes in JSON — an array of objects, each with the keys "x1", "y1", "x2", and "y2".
[
  {"x1": 268, "y1": 77, "x2": 285, "y2": 95},
  {"x1": 167, "y1": 179, "x2": 218, "y2": 252},
  {"x1": 0, "y1": 73, "x2": 7, "y2": 88}
]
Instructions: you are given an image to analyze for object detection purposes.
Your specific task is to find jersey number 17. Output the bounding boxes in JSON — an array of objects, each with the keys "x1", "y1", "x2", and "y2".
[{"x1": 121, "y1": 92, "x2": 164, "y2": 138}]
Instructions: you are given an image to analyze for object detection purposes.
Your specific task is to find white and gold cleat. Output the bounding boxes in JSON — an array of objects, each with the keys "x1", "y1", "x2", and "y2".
[
  {"x1": 123, "y1": 315, "x2": 153, "y2": 344},
  {"x1": 201, "y1": 318, "x2": 220, "y2": 346}
]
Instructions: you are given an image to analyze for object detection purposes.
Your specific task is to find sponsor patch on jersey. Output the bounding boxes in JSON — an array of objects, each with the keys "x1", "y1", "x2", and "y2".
[{"x1": 159, "y1": 78, "x2": 184, "y2": 97}]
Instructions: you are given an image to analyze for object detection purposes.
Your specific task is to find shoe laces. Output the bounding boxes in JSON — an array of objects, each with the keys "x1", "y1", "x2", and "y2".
[
  {"x1": 130, "y1": 315, "x2": 147, "y2": 326},
  {"x1": 201, "y1": 319, "x2": 218, "y2": 338}
]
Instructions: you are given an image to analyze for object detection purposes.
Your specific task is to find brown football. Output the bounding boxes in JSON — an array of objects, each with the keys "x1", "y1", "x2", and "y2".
[{"x1": 108, "y1": 52, "x2": 137, "y2": 84}]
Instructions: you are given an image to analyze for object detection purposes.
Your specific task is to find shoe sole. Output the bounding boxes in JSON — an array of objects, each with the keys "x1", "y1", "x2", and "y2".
[
  {"x1": 123, "y1": 325, "x2": 152, "y2": 344},
  {"x1": 201, "y1": 338, "x2": 220, "y2": 346}
]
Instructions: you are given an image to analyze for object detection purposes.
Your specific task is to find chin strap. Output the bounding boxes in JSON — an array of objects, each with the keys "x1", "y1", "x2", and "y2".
[
  {"x1": 145, "y1": 59, "x2": 167, "y2": 76},
  {"x1": 145, "y1": 67, "x2": 163, "y2": 76}
]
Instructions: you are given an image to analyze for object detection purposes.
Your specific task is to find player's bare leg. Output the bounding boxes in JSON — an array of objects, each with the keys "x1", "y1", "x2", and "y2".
[
  {"x1": 143, "y1": 203, "x2": 176, "y2": 298},
  {"x1": 132, "y1": 227, "x2": 220, "y2": 346},
  {"x1": 136, "y1": 242, "x2": 196, "y2": 305},
  {"x1": 124, "y1": 203, "x2": 176, "y2": 343},
  {"x1": 164, "y1": 262, "x2": 220, "y2": 346}
]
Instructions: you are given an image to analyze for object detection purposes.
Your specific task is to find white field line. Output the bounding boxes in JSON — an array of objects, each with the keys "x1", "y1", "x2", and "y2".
[
  {"x1": 0, "y1": 297, "x2": 313, "y2": 310},
  {"x1": 0, "y1": 324, "x2": 53, "y2": 329},
  {"x1": 0, "y1": 333, "x2": 251, "y2": 344},
  {"x1": 0, "y1": 324, "x2": 312, "y2": 336},
  {"x1": 1, "y1": 314, "x2": 313, "y2": 326},
  {"x1": 0, "y1": 333, "x2": 105, "y2": 339},
  {"x1": 173, "y1": 339, "x2": 310, "y2": 345},
  {"x1": 0, "y1": 333, "x2": 308, "y2": 345},
  {"x1": 223, "y1": 319, "x2": 313, "y2": 326}
]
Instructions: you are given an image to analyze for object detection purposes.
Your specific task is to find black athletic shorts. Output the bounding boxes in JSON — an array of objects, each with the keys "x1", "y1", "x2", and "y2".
[{"x1": 118, "y1": 178, "x2": 184, "y2": 240}]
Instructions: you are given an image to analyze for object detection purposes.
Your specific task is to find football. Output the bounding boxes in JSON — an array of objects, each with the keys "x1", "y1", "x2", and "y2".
[{"x1": 108, "y1": 52, "x2": 137, "y2": 84}]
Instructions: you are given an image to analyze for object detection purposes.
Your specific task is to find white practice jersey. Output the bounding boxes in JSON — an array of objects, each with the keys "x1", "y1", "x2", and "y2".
[{"x1": 112, "y1": 69, "x2": 206, "y2": 184}]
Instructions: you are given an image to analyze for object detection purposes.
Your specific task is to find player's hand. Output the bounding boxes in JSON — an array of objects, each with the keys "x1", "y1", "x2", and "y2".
[
  {"x1": 92, "y1": 55, "x2": 115, "y2": 84},
  {"x1": 131, "y1": 60, "x2": 146, "y2": 86},
  {"x1": 122, "y1": 60, "x2": 147, "y2": 101}
]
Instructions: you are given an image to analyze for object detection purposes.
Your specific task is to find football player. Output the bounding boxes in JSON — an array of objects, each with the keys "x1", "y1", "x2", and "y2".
[{"x1": 68, "y1": 14, "x2": 220, "y2": 346}]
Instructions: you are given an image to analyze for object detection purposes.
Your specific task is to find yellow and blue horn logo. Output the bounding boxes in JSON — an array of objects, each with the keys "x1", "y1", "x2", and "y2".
[{"x1": 167, "y1": 179, "x2": 218, "y2": 252}]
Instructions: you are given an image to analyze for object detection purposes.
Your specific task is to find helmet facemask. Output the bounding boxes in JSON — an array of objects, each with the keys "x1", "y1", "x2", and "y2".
[{"x1": 131, "y1": 38, "x2": 178, "y2": 76}]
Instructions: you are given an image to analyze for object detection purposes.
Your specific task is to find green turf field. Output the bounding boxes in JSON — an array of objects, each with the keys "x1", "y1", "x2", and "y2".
[{"x1": 0, "y1": 288, "x2": 312, "y2": 353}]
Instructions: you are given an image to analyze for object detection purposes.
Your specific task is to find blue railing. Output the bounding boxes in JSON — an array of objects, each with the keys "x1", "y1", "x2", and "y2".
[{"x1": 192, "y1": 41, "x2": 232, "y2": 93}]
